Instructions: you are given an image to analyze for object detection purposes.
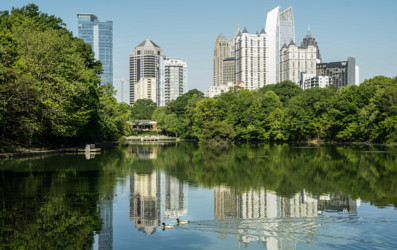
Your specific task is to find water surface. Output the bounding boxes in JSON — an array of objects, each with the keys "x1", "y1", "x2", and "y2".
[{"x1": 1, "y1": 143, "x2": 397, "y2": 249}]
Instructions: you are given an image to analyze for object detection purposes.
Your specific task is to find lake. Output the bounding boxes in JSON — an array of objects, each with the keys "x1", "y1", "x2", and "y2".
[{"x1": 1, "y1": 143, "x2": 397, "y2": 249}]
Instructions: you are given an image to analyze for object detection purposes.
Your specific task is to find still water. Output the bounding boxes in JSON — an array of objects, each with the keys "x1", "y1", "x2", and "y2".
[{"x1": 1, "y1": 143, "x2": 397, "y2": 249}]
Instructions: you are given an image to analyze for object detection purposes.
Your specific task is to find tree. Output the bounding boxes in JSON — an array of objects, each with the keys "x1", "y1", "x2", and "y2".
[{"x1": 131, "y1": 99, "x2": 157, "y2": 120}]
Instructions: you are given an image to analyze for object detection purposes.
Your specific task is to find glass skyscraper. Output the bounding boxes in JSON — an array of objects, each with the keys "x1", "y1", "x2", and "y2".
[
  {"x1": 77, "y1": 13, "x2": 113, "y2": 85},
  {"x1": 265, "y1": 6, "x2": 295, "y2": 84}
]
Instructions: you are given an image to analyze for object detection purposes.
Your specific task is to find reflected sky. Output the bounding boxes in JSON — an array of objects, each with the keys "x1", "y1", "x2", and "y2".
[{"x1": 1, "y1": 143, "x2": 397, "y2": 249}]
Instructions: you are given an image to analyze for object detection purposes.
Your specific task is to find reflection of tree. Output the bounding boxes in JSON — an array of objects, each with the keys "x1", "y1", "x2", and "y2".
[
  {"x1": 0, "y1": 146, "x2": 134, "y2": 249},
  {"x1": 0, "y1": 171, "x2": 102, "y2": 249},
  {"x1": 153, "y1": 143, "x2": 397, "y2": 207}
]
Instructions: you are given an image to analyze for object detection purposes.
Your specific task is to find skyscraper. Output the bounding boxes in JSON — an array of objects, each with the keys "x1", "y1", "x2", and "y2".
[
  {"x1": 265, "y1": 6, "x2": 295, "y2": 84},
  {"x1": 213, "y1": 33, "x2": 231, "y2": 86},
  {"x1": 317, "y1": 57, "x2": 357, "y2": 88},
  {"x1": 129, "y1": 39, "x2": 163, "y2": 105},
  {"x1": 158, "y1": 58, "x2": 188, "y2": 106},
  {"x1": 235, "y1": 27, "x2": 268, "y2": 90},
  {"x1": 280, "y1": 40, "x2": 317, "y2": 84},
  {"x1": 300, "y1": 27, "x2": 322, "y2": 62},
  {"x1": 77, "y1": 13, "x2": 113, "y2": 85}
]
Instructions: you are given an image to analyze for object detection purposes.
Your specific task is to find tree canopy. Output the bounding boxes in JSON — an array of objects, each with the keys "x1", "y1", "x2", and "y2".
[{"x1": 152, "y1": 77, "x2": 397, "y2": 144}]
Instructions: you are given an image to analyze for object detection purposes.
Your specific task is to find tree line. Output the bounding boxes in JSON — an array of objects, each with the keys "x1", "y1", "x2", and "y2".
[
  {"x1": 153, "y1": 76, "x2": 397, "y2": 144},
  {"x1": 0, "y1": 5, "x2": 152, "y2": 150}
]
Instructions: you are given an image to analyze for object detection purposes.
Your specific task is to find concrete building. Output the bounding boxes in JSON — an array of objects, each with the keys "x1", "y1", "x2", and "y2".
[
  {"x1": 207, "y1": 82, "x2": 236, "y2": 98},
  {"x1": 129, "y1": 39, "x2": 163, "y2": 105},
  {"x1": 77, "y1": 13, "x2": 113, "y2": 85},
  {"x1": 222, "y1": 57, "x2": 236, "y2": 85},
  {"x1": 265, "y1": 6, "x2": 295, "y2": 84},
  {"x1": 134, "y1": 77, "x2": 157, "y2": 104},
  {"x1": 158, "y1": 58, "x2": 187, "y2": 106},
  {"x1": 235, "y1": 27, "x2": 268, "y2": 90},
  {"x1": 302, "y1": 75, "x2": 334, "y2": 89},
  {"x1": 317, "y1": 57, "x2": 357, "y2": 88},
  {"x1": 300, "y1": 27, "x2": 322, "y2": 63},
  {"x1": 280, "y1": 40, "x2": 317, "y2": 84},
  {"x1": 229, "y1": 25, "x2": 241, "y2": 58},
  {"x1": 214, "y1": 33, "x2": 231, "y2": 86}
]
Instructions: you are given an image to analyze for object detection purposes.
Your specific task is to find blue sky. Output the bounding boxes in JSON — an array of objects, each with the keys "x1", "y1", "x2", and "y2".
[{"x1": 2, "y1": 0, "x2": 397, "y2": 102}]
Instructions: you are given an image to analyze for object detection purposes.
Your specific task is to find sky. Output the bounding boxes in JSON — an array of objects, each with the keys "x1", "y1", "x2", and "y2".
[{"x1": 2, "y1": 0, "x2": 397, "y2": 102}]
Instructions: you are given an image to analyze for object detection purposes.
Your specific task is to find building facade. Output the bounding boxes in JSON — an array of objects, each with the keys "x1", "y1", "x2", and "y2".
[
  {"x1": 214, "y1": 33, "x2": 231, "y2": 86},
  {"x1": 316, "y1": 57, "x2": 357, "y2": 88},
  {"x1": 77, "y1": 13, "x2": 113, "y2": 85},
  {"x1": 158, "y1": 58, "x2": 187, "y2": 106},
  {"x1": 265, "y1": 6, "x2": 295, "y2": 84},
  {"x1": 235, "y1": 28, "x2": 268, "y2": 90},
  {"x1": 134, "y1": 77, "x2": 157, "y2": 104},
  {"x1": 207, "y1": 82, "x2": 236, "y2": 98},
  {"x1": 300, "y1": 28, "x2": 322, "y2": 63},
  {"x1": 280, "y1": 40, "x2": 317, "y2": 84},
  {"x1": 302, "y1": 75, "x2": 334, "y2": 89},
  {"x1": 129, "y1": 39, "x2": 163, "y2": 105},
  {"x1": 222, "y1": 57, "x2": 236, "y2": 84}
]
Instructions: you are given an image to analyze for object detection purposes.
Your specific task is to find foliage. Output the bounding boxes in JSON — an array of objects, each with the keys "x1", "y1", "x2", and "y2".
[
  {"x1": 0, "y1": 4, "x2": 129, "y2": 148},
  {"x1": 152, "y1": 77, "x2": 397, "y2": 143},
  {"x1": 131, "y1": 99, "x2": 157, "y2": 120}
]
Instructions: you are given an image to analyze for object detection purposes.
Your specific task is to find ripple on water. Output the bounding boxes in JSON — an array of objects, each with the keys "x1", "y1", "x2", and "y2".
[{"x1": 178, "y1": 216, "x2": 397, "y2": 249}]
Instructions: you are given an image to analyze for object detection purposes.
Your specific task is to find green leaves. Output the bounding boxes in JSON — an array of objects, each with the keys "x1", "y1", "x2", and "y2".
[{"x1": 152, "y1": 76, "x2": 397, "y2": 143}]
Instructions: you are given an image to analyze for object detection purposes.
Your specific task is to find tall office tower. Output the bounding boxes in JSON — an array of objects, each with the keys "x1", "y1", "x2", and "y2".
[
  {"x1": 77, "y1": 14, "x2": 113, "y2": 85},
  {"x1": 235, "y1": 28, "x2": 268, "y2": 90},
  {"x1": 280, "y1": 40, "x2": 317, "y2": 84},
  {"x1": 129, "y1": 39, "x2": 163, "y2": 105},
  {"x1": 222, "y1": 57, "x2": 236, "y2": 84},
  {"x1": 214, "y1": 33, "x2": 231, "y2": 86},
  {"x1": 317, "y1": 57, "x2": 357, "y2": 88},
  {"x1": 265, "y1": 6, "x2": 295, "y2": 84},
  {"x1": 158, "y1": 58, "x2": 188, "y2": 106},
  {"x1": 134, "y1": 77, "x2": 157, "y2": 104},
  {"x1": 229, "y1": 25, "x2": 241, "y2": 57},
  {"x1": 300, "y1": 27, "x2": 322, "y2": 62}
]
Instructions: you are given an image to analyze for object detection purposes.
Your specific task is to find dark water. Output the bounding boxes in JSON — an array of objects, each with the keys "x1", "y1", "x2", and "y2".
[{"x1": 1, "y1": 143, "x2": 397, "y2": 249}]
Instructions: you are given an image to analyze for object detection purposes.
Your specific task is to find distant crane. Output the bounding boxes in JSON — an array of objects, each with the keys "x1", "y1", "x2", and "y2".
[{"x1": 114, "y1": 77, "x2": 127, "y2": 103}]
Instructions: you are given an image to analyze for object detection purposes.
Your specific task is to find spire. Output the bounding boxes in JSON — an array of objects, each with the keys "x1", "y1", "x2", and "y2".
[
  {"x1": 242, "y1": 27, "x2": 248, "y2": 33},
  {"x1": 281, "y1": 43, "x2": 288, "y2": 49},
  {"x1": 232, "y1": 24, "x2": 241, "y2": 40},
  {"x1": 288, "y1": 39, "x2": 296, "y2": 46},
  {"x1": 260, "y1": 27, "x2": 266, "y2": 34},
  {"x1": 307, "y1": 25, "x2": 312, "y2": 37}
]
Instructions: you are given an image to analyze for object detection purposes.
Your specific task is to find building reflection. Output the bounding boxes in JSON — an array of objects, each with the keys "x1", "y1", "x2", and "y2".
[
  {"x1": 130, "y1": 172, "x2": 161, "y2": 236},
  {"x1": 93, "y1": 196, "x2": 113, "y2": 250},
  {"x1": 129, "y1": 145, "x2": 158, "y2": 160},
  {"x1": 129, "y1": 146, "x2": 188, "y2": 235},
  {"x1": 214, "y1": 186, "x2": 360, "y2": 249}
]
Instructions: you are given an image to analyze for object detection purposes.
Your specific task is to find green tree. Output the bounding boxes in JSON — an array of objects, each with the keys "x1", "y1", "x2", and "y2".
[{"x1": 131, "y1": 99, "x2": 157, "y2": 120}]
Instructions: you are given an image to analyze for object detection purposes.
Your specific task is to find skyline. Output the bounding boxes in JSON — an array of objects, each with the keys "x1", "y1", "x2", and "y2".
[{"x1": 2, "y1": 0, "x2": 397, "y2": 102}]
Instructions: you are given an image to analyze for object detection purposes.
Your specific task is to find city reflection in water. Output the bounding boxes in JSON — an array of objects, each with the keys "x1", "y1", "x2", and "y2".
[
  {"x1": 130, "y1": 172, "x2": 188, "y2": 235},
  {"x1": 129, "y1": 145, "x2": 188, "y2": 235},
  {"x1": 214, "y1": 186, "x2": 360, "y2": 248}
]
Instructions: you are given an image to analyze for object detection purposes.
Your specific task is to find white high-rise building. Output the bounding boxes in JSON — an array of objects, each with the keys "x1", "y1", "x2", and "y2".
[
  {"x1": 229, "y1": 25, "x2": 241, "y2": 58},
  {"x1": 134, "y1": 77, "x2": 157, "y2": 104},
  {"x1": 265, "y1": 6, "x2": 295, "y2": 84},
  {"x1": 235, "y1": 28, "x2": 268, "y2": 90},
  {"x1": 280, "y1": 40, "x2": 317, "y2": 84},
  {"x1": 158, "y1": 58, "x2": 187, "y2": 106}
]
